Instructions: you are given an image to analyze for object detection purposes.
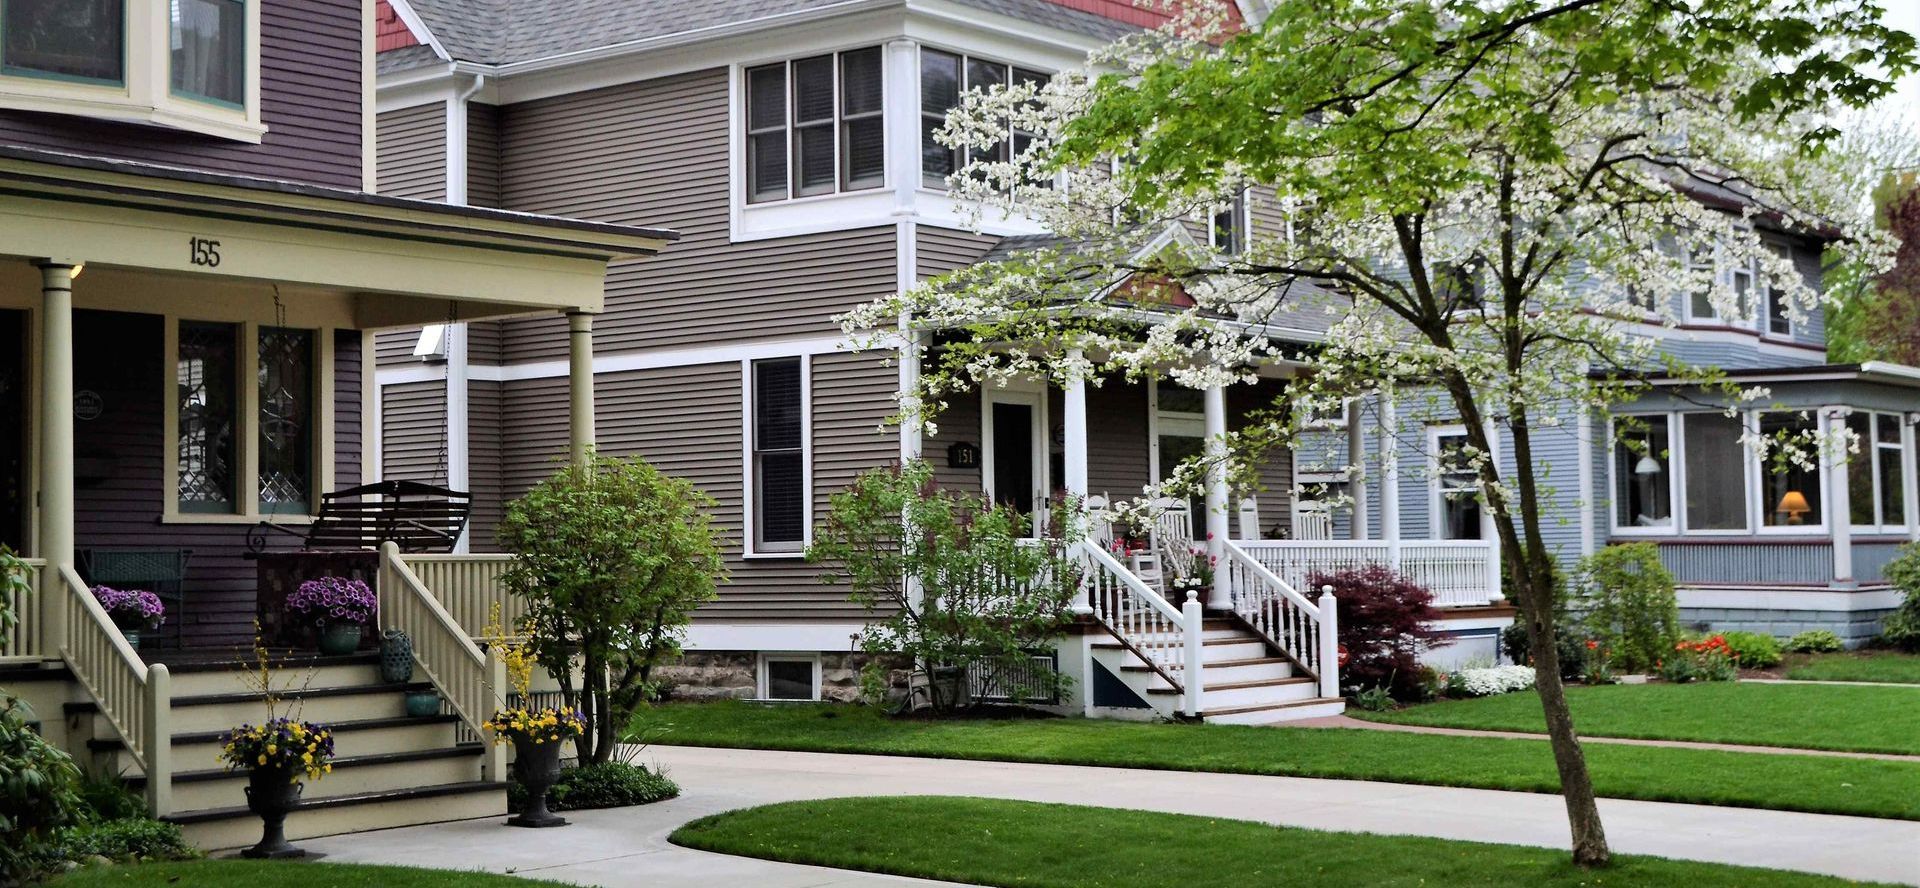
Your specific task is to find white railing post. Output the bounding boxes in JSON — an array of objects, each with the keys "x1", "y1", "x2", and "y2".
[
  {"x1": 1316, "y1": 586, "x2": 1340, "y2": 699},
  {"x1": 1203, "y1": 385, "x2": 1232, "y2": 610},
  {"x1": 143, "y1": 664, "x2": 171, "y2": 817},
  {"x1": 1379, "y1": 395, "x2": 1402, "y2": 571},
  {"x1": 1064, "y1": 354, "x2": 1093, "y2": 615},
  {"x1": 482, "y1": 647, "x2": 508, "y2": 782},
  {"x1": 1182, "y1": 592, "x2": 1204, "y2": 718}
]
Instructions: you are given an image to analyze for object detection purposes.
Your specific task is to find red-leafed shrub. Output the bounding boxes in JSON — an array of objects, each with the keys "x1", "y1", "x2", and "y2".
[{"x1": 1306, "y1": 566, "x2": 1447, "y2": 701}]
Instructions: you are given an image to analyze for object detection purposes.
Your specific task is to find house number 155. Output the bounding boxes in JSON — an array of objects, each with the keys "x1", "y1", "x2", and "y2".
[{"x1": 189, "y1": 237, "x2": 222, "y2": 267}]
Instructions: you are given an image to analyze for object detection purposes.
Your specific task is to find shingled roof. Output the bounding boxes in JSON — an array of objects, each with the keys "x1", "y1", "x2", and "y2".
[{"x1": 386, "y1": 0, "x2": 1162, "y2": 69}]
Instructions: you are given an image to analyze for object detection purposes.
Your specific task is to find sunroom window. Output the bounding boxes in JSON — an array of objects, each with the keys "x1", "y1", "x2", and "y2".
[
  {"x1": 744, "y1": 47, "x2": 885, "y2": 203},
  {"x1": 1755, "y1": 411, "x2": 1821, "y2": 529},
  {"x1": 1613, "y1": 416, "x2": 1673, "y2": 530},
  {"x1": 170, "y1": 0, "x2": 244, "y2": 106},
  {"x1": 2, "y1": 0, "x2": 123, "y2": 83},
  {"x1": 1845, "y1": 411, "x2": 1906, "y2": 529},
  {"x1": 1682, "y1": 413, "x2": 1747, "y2": 530}
]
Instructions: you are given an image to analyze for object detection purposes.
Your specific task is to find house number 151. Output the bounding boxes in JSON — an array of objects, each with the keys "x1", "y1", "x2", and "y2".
[{"x1": 189, "y1": 237, "x2": 222, "y2": 267}]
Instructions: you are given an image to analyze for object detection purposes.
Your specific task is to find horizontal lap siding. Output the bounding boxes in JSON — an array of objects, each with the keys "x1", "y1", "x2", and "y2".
[
  {"x1": 375, "y1": 103, "x2": 448, "y2": 201},
  {"x1": 916, "y1": 227, "x2": 999, "y2": 279},
  {"x1": 467, "y1": 380, "x2": 504, "y2": 548},
  {"x1": 380, "y1": 379, "x2": 448, "y2": 486},
  {"x1": 1231, "y1": 381, "x2": 1293, "y2": 538},
  {"x1": 927, "y1": 394, "x2": 985, "y2": 494},
  {"x1": 0, "y1": 0, "x2": 363, "y2": 188},
  {"x1": 467, "y1": 103, "x2": 503, "y2": 209},
  {"x1": 334, "y1": 330, "x2": 363, "y2": 489},
  {"x1": 493, "y1": 69, "x2": 896, "y2": 362},
  {"x1": 1087, "y1": 380, "x2": 1150, "y2": 501},
  {"x1": 72, "y1": 311, "x2": 362, "y2": 649}
]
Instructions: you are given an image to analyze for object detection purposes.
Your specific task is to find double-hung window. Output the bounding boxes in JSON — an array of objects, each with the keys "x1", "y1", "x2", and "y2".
[
  {"x1": 0, "y1": 0, "x2": 261, "y2": 140},
  {"x1": 1764, "y1": 245, "x2": 1794, "y2": 337},
  {"x1": 749, "y1": 357, "x2": 808, "y2": 553},
  {"x1": 1845, "y1": 411, "x2": 1907, "y2": 530},
  {"x1": 1430, "y1": 427, "x2": 1483, "y2": 540},
  {"x1": 919, "y1": 48, "x2": 1047, "y2": 187},
  {"x1": 744, "y1": 47, "x2": 884, "y2": 203},
  {"x1": 1210, "y1": 190, "x2": 1248, "y2": 255},
  {"x1": 172, "y1": 319, "x2": 318, "y2": 518}
]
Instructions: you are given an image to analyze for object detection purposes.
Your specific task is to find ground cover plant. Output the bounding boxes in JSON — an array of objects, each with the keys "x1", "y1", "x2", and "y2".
[
  {"x1": 1783, "y1": 651, "x2": 1920, "y2": 684},
  {"x1": 638, "y1": 702, "x2": 1920, "y2": 820},
  {"x1": 672, "y1": 796, "x2": 1891, "y2": 888},
  {"x1": 508, "y1": 760, "x2": 679, "y2": 813},
  {"x1": 1355, "y1": 682, "x2": 1920, "y2": 755}
]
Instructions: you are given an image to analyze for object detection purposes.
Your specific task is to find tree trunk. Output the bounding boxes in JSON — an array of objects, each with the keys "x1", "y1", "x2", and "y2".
[{"x1": 1520, "y1": 583, "x2": 1612, "y2": 866}]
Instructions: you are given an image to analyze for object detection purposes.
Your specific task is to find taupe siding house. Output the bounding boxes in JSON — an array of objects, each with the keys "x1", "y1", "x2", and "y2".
[{"x1": 370, "y1": 0, "x2": 1523, "y2": 726}]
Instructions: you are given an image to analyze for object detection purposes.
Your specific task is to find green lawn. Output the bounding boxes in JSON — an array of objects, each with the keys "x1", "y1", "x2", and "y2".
[
  {"x1": 638, "y1": 701, "x2": 1920, "y2": 821},
  {"x1": 51, "y1": 860, "x2": 572, "y2": 887},
  {"x1": 1784, "y1": 651, "x2": 1920, "y2": 685},
  {"x1": 1352, "y1": 682, "x2": 1920, "y2": 755},
  {"x1": 672, "y1": 796, "x2": 1889, "y2": 888}
]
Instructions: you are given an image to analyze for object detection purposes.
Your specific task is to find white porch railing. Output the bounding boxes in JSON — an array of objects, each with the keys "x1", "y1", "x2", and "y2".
[
  {"x1": 1233, "y1": 539, "x2": 1496, "y2": 608},
  {"x1": 59, "y1": 564, "x2": 172, "y2": 815},
  {"x1": 1075, "y1": 539, "x2": 1205, "y2": 717},
  {"x1": 398, "y1": 553, "x2": 522, "y2": 640},
  {"x1": 377, "y1": 542, "x2": 506, "y2": 781},
  {"x1": 1222, "y1": 541, "x2": 1338, "y2": 698},
  {"x1": 3, "y1": 558, "x2": 46, "y2": 659}
]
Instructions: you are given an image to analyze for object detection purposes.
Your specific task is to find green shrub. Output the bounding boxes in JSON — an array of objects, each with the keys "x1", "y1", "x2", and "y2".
[
  {"x1": 1718, "y1": 631, "x2": 1782, "y2": 668},
  {"x1": 1882, "y1": 544, "x2": 1920, "y2": 652},
  {"x1": 1500, "y1": 619, "x2": 1587, "y2": 682},
  {"x1": 59, "y1": 818, "x2": 197, "y2": 862},
  {"x1": 509, "y1": 761, "x2": 679, "y2": 813},
  {"x1": 0, "y1": 697, "x2": 85, "y2": 885},
  {"x1": 1784, "y1": 629, "x2": 1844, "y2": 653},
  {"x1": 75, "y1": 772, "x2": 145, "y2": 823},
  {"x1": 1577, "y1": 543, "x2": 1679, "y2": 673}
]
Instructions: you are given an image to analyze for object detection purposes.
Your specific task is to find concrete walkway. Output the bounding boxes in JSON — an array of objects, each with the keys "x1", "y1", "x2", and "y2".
[
  {"x1": 303, "y1": 746, "x2": 1920, "y2": 887},
  {"x1": 1296, "y1": 713, "x2": 1920, "y2": 762}
]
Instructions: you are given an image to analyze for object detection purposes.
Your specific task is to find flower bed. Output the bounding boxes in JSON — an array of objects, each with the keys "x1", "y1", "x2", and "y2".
[{"x1": 1448, "y1": 665, "x2": 1536, "y2": 697}]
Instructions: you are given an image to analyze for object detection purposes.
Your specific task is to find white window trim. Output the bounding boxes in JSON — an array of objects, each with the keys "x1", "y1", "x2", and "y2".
[
  {"x1": 0, "y1": 0, "x2": 266, "y2": 142},
  {"x1": 1749, "y1": 408, "x2": 1828, "y2": 536},
  {"x1": 1669, "y1": 410, "x2": 1755, "y2": 536},
  {"x1": 1680, "y1": 240, "x2": 1763, "y2": 331},
  {"x1": 1606, "y1": 413, "x2": 1681, "y2": 538},
  {"x1": 1847, "y1": 409, "x2": 1912, "y2": 534},
  {"x1": 741, "y1": 354, "x2": 813, "y2": 559},
  {"x1": 981, "y1": 380, "x2": 1048, "y2": 537},
  {"x1": 756, "y1": 651, "x2": 822, "y2": 702},
  {"x1": 1425, "y1": 424, "x2": 1480, "y2": 541},
  {"x1": 731, "y1": 46, "x2": 888, "y2": 233},
  {"x1": 162, "y1": 317, "x2": 332, "y2": 524},
  {"x1": 1205, "y1": 189, "x2": 1253, "y2": 256}
]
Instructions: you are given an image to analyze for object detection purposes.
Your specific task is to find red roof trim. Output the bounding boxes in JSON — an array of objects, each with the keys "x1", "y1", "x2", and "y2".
[{"x1": 375, "y1": 0, "x2": 422, "y2": 52}]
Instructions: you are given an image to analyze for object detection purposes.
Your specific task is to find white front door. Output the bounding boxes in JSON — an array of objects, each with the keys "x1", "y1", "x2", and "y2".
[{"x1": 982, "y1": 386, "x2": 1047, "y2": 536}]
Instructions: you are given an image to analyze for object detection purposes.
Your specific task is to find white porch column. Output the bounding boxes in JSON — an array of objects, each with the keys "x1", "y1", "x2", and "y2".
[
  {"x1": 899, "y1": 331, "x2": 924, "y2": 462},
  {"x1": 1827, "y1": 406, "x2": 1853, "y2": 584},
  {"x1": 1379, "y1": 394, "x2": 1402, "y2": 570},
  {"x1": 36, "y1": 261, "x2": 75, "y2": 645},
  {"x1": 1576, "y1": 405, "x2": 1596, "y2": 560},
  {"x1": 1481, "y1": 421, "x2": 1504, "y2": 602},
  {"x1": 1905, "y1": 413, "x2": 1918, "y2": 543},
  {"x1": 1346, "y1": 399, "x2": 1368, "y2": 541},
  {"x1": 1062, "y1": 350, "x2": 1089, "y2": 501},
  {"x1": 1203, "y1": 385, "x2": 1231, "y2": 610},
  {"x1": 567, "y1": 311, "x2": 596, "y2": 466},
  {"x1": 445, "y1": 322, "x2": 470, "y2": 552}
]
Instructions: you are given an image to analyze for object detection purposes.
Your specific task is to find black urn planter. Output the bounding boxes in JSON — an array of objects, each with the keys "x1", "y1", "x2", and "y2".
[
  {"x1": 240, "y1": 767, "x2": 306, "y2": 858},
  {"x1": 507, "y1": 736, "x2": 569, "y2": 828}
]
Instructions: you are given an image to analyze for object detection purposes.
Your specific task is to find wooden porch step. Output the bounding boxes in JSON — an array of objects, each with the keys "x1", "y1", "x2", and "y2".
[
  {"x1": 1120, "y1": 656, "x2": 1288, "y2": 672},
  {"x1": 1144, "y1": 676, "x2": 1313, "y2": 695},
  {"x1": 1201, "y1": 696, "x2": 1345, "y2": 719},
  {"x1": 136, "y1": 744, "x2": 486, "y2": 812},
  {"x1": 129, "y1": 744, "x2": 482, "y2": 789},
  {"x1": 167, "y1": 780, "x2": 507, "y2": 851},
  {"x1": 1092, "y1": 636, "x2": 1258, "y2": 651},
  {"x1": 168, "y1": 681, "x2": 434, "y2": 708}
]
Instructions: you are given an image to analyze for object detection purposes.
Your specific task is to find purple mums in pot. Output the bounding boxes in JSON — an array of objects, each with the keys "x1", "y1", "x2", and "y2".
[
  {"x1": 92, "y1": 585, "x2": 165, "y2": 630},
  {"x1": 287, "y1": 576, "x2": 377, "y2": 626}
]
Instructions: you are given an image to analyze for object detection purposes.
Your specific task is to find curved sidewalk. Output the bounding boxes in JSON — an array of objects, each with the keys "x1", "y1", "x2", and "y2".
[{"x1": 303, "y1": 745, "x2": 1920, "y2": 887}]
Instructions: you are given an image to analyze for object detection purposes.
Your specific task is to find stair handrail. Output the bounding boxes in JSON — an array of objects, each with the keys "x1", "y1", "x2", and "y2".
[
  {"x1": 377, "y1": 541, "x2": 507, "y2": 781},
  {"x1": 1075, "y1": 539, "x2": 1205, "y2": 717},
  {"x1": 1222, "y1": 539, "x2": 1340, "y2": 699},
  {"x1": 58, "y1": 564, "x2": 172, "y2": 815}
]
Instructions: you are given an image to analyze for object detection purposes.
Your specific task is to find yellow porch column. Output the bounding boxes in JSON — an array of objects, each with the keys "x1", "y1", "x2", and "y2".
[
  {"x1": 567, "y1": 311, "x2": 595, "y2": 465},
  {"x1": 35, "y1": 261, "x2": 75, "y2": 646}
]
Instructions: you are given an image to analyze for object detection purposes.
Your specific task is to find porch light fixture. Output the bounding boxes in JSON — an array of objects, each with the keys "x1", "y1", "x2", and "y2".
[{"x1": 1775, "y1": 489, "x2": 1811, "y2": 525}]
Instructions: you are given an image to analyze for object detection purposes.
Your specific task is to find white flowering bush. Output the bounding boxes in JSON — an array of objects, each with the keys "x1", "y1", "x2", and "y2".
[{"x1": 1451, "y1": 665, "x2": 1537, "y2": 698}]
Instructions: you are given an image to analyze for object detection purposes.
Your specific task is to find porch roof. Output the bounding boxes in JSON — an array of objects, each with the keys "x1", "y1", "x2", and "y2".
[
  {"x1": 0, "y1": 146, "x2": 678, "y2": 325},
  {"x1": 1604, "y1": 361, "x2": 1920, "y2": 392}
]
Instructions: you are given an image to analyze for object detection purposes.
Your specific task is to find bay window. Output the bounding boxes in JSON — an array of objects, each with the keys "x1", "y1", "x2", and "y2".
[
  {"x1": 1682, "y1": 413, "x2": 1747, "y2": 531},
  {"x1": 748, "y1": 357, "x2": 808, "y2": 553},
  {"x1": 1612, "y1": 416, "x2": 1673, "y2": 530},
  {"x1": 745, "y1": 48, "x2": 884, "y2": 203},
  {"x1": 919, "y1": 48, "x2": 1047, "y2": 187},
  {"x1": 0, "y1": 0, "x2": 260, "y2": 140}
]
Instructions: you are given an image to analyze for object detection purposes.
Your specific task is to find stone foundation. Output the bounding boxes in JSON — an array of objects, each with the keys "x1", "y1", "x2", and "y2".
[
  {"x1": 1679, "y1": 607, "x2": 1893, "y2": 646},
  {"x1": 657, "y1": 651, "x2": 910, "y2": 702}
]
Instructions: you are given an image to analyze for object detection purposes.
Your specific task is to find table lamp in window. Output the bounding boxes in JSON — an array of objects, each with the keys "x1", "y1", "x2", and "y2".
[{"x1": 1775, "y1": 490, "x2": 1811, "y2": 525}]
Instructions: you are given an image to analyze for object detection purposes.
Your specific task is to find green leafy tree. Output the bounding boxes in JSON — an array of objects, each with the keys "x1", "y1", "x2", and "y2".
[
  {"x1": 0, "y1": 545, "x2": 28, "y2": 655},
  {"x1": 0, "y1": 697, "x2": 84, "y2": 884},
  {"x1": 846, "y1": 0, "x2": 1911, "y2": 866},
  {"x1": 499, "y1": 452, "x2": 724, "y2": 764},
  {"x1": 1576, "y1": 543, "x2": 1679, "y2": 673},
  {"x1": 808, "y1": 461, "x2": 1079, "y2": 713}
]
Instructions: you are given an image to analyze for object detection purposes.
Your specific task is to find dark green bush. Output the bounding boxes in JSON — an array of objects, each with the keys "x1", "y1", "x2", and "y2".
[
  {"x1": 75, "y1": 772, "x2": 146, "y2": 823},
  {"x1": 1578, "y1": 543, "x2": 1679, "y2": 672},
  {"x1": 1, "y1": 697, "x2": 85, "y2": 885},
  {"x1": 60, "y1": 818, "x2": 197, "y2": 862},
  {"x1": 1718, "y1": 630, "x2": 1783, "y2": 668},
  {"x1": 1879, "y1": 543, "x2": 1920, "y2": 651},
  {"x1": 510, "y1": 761, "x2": 679, "y2": 812},
  {"x1": 1784, "y1": 629, "x2": 1844, "y2": 653},
  {"x1": 1500, "y1": 618, "x2": 1586, "y2": 682}
]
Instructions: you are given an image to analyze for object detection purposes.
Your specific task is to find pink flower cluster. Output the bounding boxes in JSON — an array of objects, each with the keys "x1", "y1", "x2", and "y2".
[
  {"x1": 92, "y1": 585, "x2": 164, "y2": 629},
  {"x1": 287, "y1": 576, "x2": 377, "y2": 626}
]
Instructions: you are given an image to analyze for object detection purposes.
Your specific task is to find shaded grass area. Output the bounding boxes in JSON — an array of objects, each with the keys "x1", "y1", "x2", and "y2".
[
  {"x1": 672, "y1": 796, "x2": 1889, "y2": 888},
  {"x1": 50, "y1": 860, "x2": 573, "y2": 887},
  {"x1": 1353, "y1": 682, "x2": 1920, "y2": 755},
  {"x1": 638, "y1": 701, "x2": 1920, "y2": 821},
  {"x1": 1784, "y1": 651, "x2": 1920, "y2": 685}
]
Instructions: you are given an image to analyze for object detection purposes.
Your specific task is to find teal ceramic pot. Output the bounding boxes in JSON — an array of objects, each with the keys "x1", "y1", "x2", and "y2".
[
  {"x1": 318, "y1": 622, "x2": 364, "y2": 656},
  {"x1": 380, "y1": 630, "x2": 415, "y2": 683},
  {"x1": 405, "y1": 691, "x2": 441, "y2": 718}
]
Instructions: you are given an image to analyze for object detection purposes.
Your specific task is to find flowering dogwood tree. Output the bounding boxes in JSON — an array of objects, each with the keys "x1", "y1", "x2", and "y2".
[{"x1": 845, "y1": 0, "x2": 1911, "y2": 866}]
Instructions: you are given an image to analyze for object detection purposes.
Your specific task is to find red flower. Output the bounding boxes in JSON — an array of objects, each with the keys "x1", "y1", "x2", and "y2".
[{"x1": 1585, "y1": 639, "x2": 1599, "y2": 650}]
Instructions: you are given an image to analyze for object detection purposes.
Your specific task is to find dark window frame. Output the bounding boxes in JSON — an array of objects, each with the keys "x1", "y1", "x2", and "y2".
[
  {"x1": 744, "y1": 47, "x2": 886, "y2": 204},
  {"x1": 919, "y1": 46, "x2": 1048, "y2": 188},
  {"x1": 750, "y1": 356, "x2": 808, "y2": 553}
]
